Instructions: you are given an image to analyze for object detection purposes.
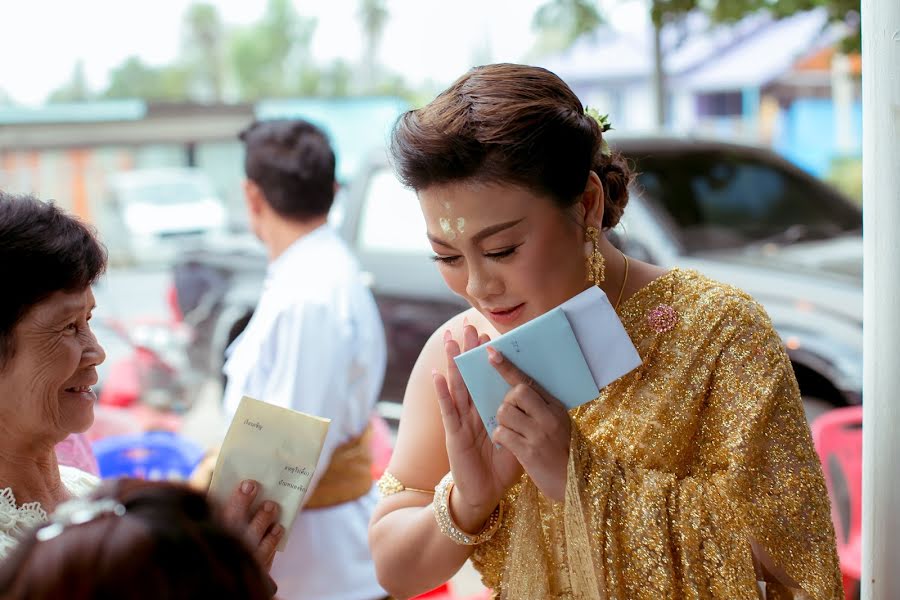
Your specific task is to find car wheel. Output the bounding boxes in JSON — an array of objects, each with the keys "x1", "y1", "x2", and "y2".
[{"x1": 802, "y1": 396, "x2": 835, "y2": 424}]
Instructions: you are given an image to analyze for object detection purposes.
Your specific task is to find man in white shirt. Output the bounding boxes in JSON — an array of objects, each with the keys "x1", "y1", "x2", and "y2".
[{"x1": 222, "y1": 119, "x2": 388, "y2": 600}]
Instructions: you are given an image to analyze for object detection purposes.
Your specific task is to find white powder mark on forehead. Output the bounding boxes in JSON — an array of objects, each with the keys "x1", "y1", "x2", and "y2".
[
  {"x1": 439, "y1": 218, "x2": 457, "y2": 240},
  {"x1": 456, "y1": 218, "x2": 466, "y2": 234}
]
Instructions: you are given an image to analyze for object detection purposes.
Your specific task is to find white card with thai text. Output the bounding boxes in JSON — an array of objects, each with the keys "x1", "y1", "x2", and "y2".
[{"x1": 209, "y1": 396, "x2": 330, "y2": 550}]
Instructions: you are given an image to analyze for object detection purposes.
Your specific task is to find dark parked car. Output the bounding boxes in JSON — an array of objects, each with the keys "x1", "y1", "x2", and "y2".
[{"x1": 172, "y1": 136, "x2": 863, "y2": 421}]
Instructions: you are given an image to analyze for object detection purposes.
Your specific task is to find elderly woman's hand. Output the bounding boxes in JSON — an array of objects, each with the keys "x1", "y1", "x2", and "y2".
[
  {"x1": 487, "y1": 347, "x2": 572, "y2": 502},
  {"x1": 220, "y1": 479, "x2": 284, "y2": 571}
]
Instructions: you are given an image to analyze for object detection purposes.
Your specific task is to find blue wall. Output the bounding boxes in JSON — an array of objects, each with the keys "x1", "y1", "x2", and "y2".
[
  {"x1": 774, "y1": 98, "x2": 862, "y2": 177},
  {"x1": 255, "y1": 97, "x2": 410, "y2": 183}
]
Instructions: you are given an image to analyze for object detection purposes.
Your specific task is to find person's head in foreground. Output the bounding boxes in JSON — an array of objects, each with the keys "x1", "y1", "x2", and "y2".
[
  {"x1": 391, "y1": 62, "x2": 633, "y2": 333},
  {"x1": 0, "y1": 479, "x2": 273, "y2": 600}
]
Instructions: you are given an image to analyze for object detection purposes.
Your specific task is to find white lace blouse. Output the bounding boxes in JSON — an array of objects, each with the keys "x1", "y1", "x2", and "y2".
[{"x1": 0, "y1": 465, "x2": 99, "y2": 559}]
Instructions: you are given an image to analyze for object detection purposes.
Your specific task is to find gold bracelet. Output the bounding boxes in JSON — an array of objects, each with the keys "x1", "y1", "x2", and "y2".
[
  {"x1": 433, "y1": 472, "x2": 502, "y2": 545},
  {"x1": 377, "y1": 472, "x2": 435, "y2": 497}
]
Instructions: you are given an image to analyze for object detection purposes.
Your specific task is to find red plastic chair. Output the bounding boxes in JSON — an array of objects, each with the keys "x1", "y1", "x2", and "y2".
[
  {"x1": 410, "y1": 583, "x2": 492, "y2": 599},
  {"x1": 811, "y1": 406, "x2": 862, "y2": 600},
  {"x1": 412, "y1": 583, "x2": 453, "y2": 599}
]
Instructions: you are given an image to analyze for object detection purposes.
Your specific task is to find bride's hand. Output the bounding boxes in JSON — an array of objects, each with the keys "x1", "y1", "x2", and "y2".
[
  {"x1": 433, "y1": 324, "x2": 523, "y2": 532},
  {"x1": 487, "y1": 347, "x2": 572, "y2": 502}
]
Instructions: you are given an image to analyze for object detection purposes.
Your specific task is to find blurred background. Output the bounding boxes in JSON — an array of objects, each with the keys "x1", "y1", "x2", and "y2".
[
  {"x1": 0, "y1": 1, "x2": 865, "y2": 594},
  {"x1": 0, "y1": 0, "x2": 862, "y2": 213}
]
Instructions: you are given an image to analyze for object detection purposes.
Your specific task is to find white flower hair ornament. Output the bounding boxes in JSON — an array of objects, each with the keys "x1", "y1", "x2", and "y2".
[{"x1": 35, "y1": 497, "x2": 126, "y2": 542}]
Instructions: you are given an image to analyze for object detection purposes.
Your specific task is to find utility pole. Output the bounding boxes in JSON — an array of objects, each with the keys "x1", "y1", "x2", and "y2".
[{"x1": 651, "y1": 0, "x2": 666, "y2": 129}]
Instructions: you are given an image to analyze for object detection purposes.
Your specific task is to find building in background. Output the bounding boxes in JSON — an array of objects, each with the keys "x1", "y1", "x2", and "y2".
[
  {"x1": 537, "y1": 8, "x2": 861, "y2": 181},
  {"x1": 0, "y1": 96, "x2": 409, "y2": 230}
]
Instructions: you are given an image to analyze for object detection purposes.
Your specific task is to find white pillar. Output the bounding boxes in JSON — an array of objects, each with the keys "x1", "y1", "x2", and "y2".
[{"x1": 861, "y1": 0, "x2": 900, "y2": 598}]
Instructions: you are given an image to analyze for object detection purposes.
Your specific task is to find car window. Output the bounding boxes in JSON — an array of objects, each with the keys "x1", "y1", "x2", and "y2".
[
  {"x1": 358, "y1": 169, "x2": 431, "y2": 253},
  {"x1": 633, "y1": 152, "x2": 861, "y2": 253}
]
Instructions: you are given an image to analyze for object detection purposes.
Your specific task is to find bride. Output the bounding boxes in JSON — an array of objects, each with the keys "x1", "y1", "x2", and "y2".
[{"x1": 368, "y1": 63, "x2": 842, "y2": 599}]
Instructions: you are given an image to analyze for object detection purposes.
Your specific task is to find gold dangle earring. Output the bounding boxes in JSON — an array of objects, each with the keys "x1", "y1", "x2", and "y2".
[{"x1": 585, "y1": 226, "x2": 605, "y2": 285}]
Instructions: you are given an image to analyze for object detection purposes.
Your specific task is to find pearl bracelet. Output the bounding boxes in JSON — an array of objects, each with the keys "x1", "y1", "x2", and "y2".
[{"x1": 433, "y1": 472, "x2": 503, "y2": 545}]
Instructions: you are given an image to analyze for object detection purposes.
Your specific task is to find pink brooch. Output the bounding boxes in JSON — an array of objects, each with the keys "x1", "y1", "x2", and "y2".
[{"x1": 647, "y1": 304, "x2": 678, "y2": 333}]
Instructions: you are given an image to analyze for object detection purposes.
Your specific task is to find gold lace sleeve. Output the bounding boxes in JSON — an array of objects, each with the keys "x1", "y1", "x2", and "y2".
[{"x1": 495, "y1": 295, "x2": 843, "y2": 600}]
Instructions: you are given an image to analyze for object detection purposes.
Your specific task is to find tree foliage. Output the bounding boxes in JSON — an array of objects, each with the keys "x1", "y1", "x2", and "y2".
[
  {"x1": 357, "y1": 0, "x2": 389, "y2": 89},
  {"x1": 358, "y1": 0, "x2": 389, "y2": 59},
  {"x1": 658, "y1": 0, "x2": 860, "y2": 51},
  {"x1": 228, "y1": 0, "x2": 318, "y2": 99},
  {"x1": 183, "y1": 3, "x2": 227, "y2": 101},
  {"x1": 535, "y1": 0, "x2": 860, "y2": 51},
  {"x1": 532, "y1": 0, "x2": 604, "y2": 50},
  {"x1": 103, "y1": 57, "x2": 190, "y2": 101},
  {"x1": 48, "y1": 61, "x2": 93, "y2": 103},
  {"x1": 50, "y1": 0, "x2": 427, "y2": 103}
]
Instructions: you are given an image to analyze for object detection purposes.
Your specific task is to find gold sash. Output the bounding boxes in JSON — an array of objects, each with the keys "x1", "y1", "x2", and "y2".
[
  {"x1": 304, "y1": 424, "x2": 374, "y2": 509},
  {"x1": 190, "y1": 425, "x2": 375, "y2": 509}
]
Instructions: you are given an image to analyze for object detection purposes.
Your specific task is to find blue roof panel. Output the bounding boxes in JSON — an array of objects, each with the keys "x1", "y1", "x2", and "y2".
[
  {"x1": 254, "y1": 97, "x2": 409, "y2": 181},
  {"x1": 0, "y1": 100, "x2": 147, "y2": 125}
]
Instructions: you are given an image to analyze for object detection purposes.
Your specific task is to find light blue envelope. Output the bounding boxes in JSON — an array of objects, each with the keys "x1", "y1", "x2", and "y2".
[{"x1": 453, "y1": 307, "x2": 599, "y2": 437}]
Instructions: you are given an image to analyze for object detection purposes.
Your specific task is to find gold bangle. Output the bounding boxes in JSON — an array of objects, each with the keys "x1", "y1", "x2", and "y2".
[
  {"x1": 433, "y1": 472, "x2": 502, "y2": 545},
  {"x1": 377, "y1": 472, "x2": 434, "y2": 497}
]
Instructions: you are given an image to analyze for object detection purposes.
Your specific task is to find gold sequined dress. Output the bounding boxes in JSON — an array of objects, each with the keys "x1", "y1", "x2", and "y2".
[{"x1": 471, "y1": 269, "x2": 843, "y2": 599}]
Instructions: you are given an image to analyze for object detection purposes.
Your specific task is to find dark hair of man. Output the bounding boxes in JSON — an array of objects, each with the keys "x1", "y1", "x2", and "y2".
[{"x1": 239, "y1": 119, "x2": 337, "y2": 221}]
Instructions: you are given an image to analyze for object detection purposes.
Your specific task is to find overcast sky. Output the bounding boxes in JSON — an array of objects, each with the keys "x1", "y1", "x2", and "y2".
[{"x1": 0, "y1": 0, "x2": 649, "y2": 105}]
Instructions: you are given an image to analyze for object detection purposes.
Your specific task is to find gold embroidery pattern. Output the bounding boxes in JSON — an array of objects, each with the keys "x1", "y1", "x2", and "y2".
[{"x1": 471, "y1": 269, "x2": 843, "y2": 599}]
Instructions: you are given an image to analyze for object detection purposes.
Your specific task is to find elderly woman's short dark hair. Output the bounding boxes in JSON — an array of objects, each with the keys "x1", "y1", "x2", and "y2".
[{"x1": 0, "y1": 192, "x2": 107, "y2": 368}]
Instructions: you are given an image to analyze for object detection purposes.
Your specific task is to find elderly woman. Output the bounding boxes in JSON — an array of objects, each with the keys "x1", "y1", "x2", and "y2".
[{"x1": 0, "y1": 192, "x2": 283, "y2": 565}]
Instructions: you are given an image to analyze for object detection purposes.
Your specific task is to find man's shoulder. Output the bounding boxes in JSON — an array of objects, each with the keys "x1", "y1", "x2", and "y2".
[{"x1": 269, "y1": 280, "x2": 375, "y2": 330}]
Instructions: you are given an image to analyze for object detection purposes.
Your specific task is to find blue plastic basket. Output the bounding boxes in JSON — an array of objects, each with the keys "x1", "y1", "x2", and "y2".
[{"x1": 93, "y1": 431, "x2": 205, "y2": 481}]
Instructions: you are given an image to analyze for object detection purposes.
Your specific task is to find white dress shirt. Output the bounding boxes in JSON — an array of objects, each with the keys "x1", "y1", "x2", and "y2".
[{"x1": 223, "y1": 226, "x2": 387, "y2": 600}]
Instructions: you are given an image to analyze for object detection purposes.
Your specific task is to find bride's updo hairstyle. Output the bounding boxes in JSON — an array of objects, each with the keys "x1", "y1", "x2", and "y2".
[{"x1": 390, "y1": 63, "x2": 633, "y2": 230}]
